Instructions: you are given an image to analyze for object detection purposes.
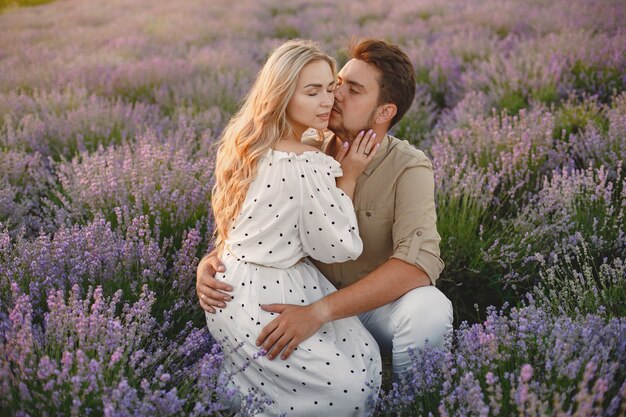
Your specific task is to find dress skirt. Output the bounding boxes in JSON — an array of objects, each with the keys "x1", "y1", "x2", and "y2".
[{"x1": 206, "y1": 253, "x2": 382, "y2": 416}]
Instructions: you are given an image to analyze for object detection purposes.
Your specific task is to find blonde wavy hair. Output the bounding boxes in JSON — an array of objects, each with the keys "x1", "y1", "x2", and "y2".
[{"x1": 212, "y1": 40, "x2": 336, "y2": 253}]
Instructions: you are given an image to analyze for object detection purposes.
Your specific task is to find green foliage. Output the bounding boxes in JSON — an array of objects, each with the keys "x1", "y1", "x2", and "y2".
[
  {"x1": 357, "y1": 13, "x2": 381, "y2": 27},
  {"x1": 274, "y1": 25, "x2": 300, "y2": 39},
  {"x1": 436, "y1": 193, "x2": 510, "y2": 325},
  {"x1": 114, "y1": 83, "x2": 160, "y2": 107},
  {"x1": 553, "y1": 95, "x2": 608, "y2": 140},
  {"x1": 393, "y1": 90, "x2": 437, "y2": 147},
  {"x1": 570, "y1": 170, "x2": 625, "y2": 257},
  {"x1": 571, "y1": 61, "x2": 626, "y2": 104},
  {"x1": 414, "y1": 65, "x2": 454, "y2": 110},
  {"x1": 533, "y1": 239, "x2": 626, "y2": 318},
  {"x1": 534, "y1": 84, "x2": 559, "y2": 105},
  {"x1": 485, "y1": 163, "x2": 625, "y2": 292},
  {"x1": 267, "y1": 4, "x2": 298, "y2": 17},
  {"x1": 55, "y1": 126, "x2": 127, "y2": 162},
  {"x1": 0, "y1": 0, "x2": 54, "y2": 12},
  {"x1": 497, "y1": 90, "x2": 527, "y2": 115},
  {"x1": 416, "y1": 10, "x2": 435, "y2": 20},
  {"x1": 494, "y1": 25, "x2": 510, "y2": 39}
]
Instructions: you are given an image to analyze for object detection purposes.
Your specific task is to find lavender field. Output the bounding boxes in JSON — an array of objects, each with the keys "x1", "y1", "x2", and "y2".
[{"x1": 1, "y1": 0, "x2": 625, "y2": 415}]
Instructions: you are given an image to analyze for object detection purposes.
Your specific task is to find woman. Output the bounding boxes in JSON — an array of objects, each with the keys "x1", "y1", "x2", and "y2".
[{"x1": 208, "y1": 40, "x2": 381, "y2": 416}]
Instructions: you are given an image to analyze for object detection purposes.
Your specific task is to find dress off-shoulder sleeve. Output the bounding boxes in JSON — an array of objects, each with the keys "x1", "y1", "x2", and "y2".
[{"x1": 296, "y1": 154, "x2": 363, "y2": 263}]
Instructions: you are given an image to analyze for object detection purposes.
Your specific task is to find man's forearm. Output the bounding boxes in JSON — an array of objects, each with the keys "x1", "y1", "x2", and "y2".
[{"x1": 315, "y1": 258, "x2": 431, "y2": 322}]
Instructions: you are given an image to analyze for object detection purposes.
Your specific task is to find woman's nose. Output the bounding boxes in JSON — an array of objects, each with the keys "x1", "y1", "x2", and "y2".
[{"x1": 322, "y1": 93, "x2": 334, "y2": 107}]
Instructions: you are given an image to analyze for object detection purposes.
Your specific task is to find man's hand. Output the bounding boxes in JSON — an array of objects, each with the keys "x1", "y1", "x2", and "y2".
[
  {"x1": 196, "y1": 252, "x2": 232, "y2": 314},
  {"x1": 256, "y1": 303, "x2": 328, "y2": 360}
]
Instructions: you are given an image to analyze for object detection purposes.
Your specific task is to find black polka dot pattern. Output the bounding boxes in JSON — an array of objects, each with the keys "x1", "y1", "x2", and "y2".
[
  {"x1": 224, "y1": 149, "x2": 362, "y2": 267},
  {"x1": 205, "y1": 149, "x2": 380, "y2": 415}
]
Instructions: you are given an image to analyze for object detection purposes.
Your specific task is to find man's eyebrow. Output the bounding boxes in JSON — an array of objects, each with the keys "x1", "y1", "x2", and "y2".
[{"x1": 345, "y1": 79, "x2": 366, "y2": 89}]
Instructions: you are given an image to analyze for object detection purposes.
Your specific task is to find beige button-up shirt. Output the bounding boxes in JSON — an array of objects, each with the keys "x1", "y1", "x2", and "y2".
[{"x1": 303, "y1": 132, "x2": 444, "y2": 288}]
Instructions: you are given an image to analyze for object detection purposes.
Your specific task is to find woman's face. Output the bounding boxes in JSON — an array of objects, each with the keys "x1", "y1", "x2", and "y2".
[{"x1": 286, "y1": 59, "x2": 336, "y2": 138}]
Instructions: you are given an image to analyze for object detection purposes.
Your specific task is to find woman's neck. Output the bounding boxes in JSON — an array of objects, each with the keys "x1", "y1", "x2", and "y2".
[{"x1": 280, "y1": 132, "x2": 302, "y2": 144}]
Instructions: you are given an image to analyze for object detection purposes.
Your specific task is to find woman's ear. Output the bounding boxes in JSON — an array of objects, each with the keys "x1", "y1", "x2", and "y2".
[{"x1": 375, "y1": 103, "x2": 397, "y2": 126}]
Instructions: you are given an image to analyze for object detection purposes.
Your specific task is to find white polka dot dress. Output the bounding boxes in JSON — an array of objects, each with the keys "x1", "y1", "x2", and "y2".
[{"x1": 206, "y1": 149, "x2": 381, "y2": 416}]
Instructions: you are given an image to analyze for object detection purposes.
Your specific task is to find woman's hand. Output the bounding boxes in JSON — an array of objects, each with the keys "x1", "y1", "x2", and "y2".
[
  {"x1": 196, "y1": 251, "x2": 232, "y2": 313},
  {"x1": 334, "y1": 129, "x2": 380, "y2": 181},
  {"x1": 334, "y1": 130, "x2": 379, "y2": 199}
]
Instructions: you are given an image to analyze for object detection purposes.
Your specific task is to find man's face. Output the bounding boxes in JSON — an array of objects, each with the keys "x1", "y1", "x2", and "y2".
[{"x1": 329, "y1": 58, "x2": 381, "y2": 142}]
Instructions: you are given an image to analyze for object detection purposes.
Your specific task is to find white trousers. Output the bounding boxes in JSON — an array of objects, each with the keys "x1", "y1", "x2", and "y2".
[{"x1": 358, "y1": 285, "x2": 453, "y2": 375}]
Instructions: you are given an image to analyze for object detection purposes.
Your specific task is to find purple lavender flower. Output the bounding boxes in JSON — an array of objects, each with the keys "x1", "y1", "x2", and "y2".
[
  {"x1": 1, "y1": 283, "x2": 268, "y2": 416},
  {"x1": 1, "y1": 1, "x2": 625, "y2": 416},
  {"x1": 371, "y1": 298, "x2": 625, "y2": 416}
]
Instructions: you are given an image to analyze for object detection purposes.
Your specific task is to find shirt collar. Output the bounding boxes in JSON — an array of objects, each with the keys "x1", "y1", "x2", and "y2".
[{"x1": 322, "y1": 134, "x2": 391, "y2": 177}]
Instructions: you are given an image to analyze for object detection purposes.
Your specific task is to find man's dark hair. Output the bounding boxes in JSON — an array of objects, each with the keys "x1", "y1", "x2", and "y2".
[{"x1": 349, "y1": 38, "x2": 416, "y2": 128}]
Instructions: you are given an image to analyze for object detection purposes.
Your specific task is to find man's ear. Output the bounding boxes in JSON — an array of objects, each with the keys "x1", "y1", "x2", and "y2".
[{"x1": 375, "y1": 103, "x2": 397, "y2": 126}]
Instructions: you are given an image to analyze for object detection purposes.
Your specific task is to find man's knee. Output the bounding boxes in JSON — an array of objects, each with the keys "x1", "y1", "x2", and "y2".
[{"x1": 393, "y1": 286, "x2": 453, "y2": 349}]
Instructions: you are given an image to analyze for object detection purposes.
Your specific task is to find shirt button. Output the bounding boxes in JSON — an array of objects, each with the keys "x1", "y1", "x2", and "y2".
[
  {"x1": 366, "y1": 212, "x2": 372, "y2": 217},
  {"x1": 416, "y1": 231, "x2": 422, "y2": 236},
  {"x1": 336, "y1": 281, "x2": 343, "y2": 288}
]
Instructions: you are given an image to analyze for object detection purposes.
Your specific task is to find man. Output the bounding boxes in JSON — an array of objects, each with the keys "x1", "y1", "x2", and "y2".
[{"x1": 197, "y1": 38, "x2": 453, "y2": 376}]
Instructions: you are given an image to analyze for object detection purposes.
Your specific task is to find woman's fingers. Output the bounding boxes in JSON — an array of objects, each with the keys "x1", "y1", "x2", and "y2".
[
  {"x1": 197, "y1": 290, "x2": 225, "y2": 313},
  {"x1": 350, "y1": 129, "x2": 376, "y2": 157},
  {"x1": 352, "y1": 129, "x2": 376, "y2": 156},
  {"x1": 350, "y1": 130, "x2": 365, "y2": 155},
  {"x1": 366, "y1": 142, "x2": 380, "y2": 161},
  {"x1": 199, "y1": 297, "x2": 215, "y2": 314},
  {"x1": 362, "y1": 131, "x2": 377, "y2": 156},
  {"x1": 335, "y1": 141, "x2": 349, "y2": 162}
]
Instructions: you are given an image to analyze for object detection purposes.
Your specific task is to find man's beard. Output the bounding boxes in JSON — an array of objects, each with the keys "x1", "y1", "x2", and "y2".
[{"x1": 328, "y1": 108, "x2": 377, "y2": 143}]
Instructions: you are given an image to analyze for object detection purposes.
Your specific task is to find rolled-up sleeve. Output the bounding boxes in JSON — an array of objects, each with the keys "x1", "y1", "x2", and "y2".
[{"x1": 390, "y1": 159, "x2": 444, "y2": 285}]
